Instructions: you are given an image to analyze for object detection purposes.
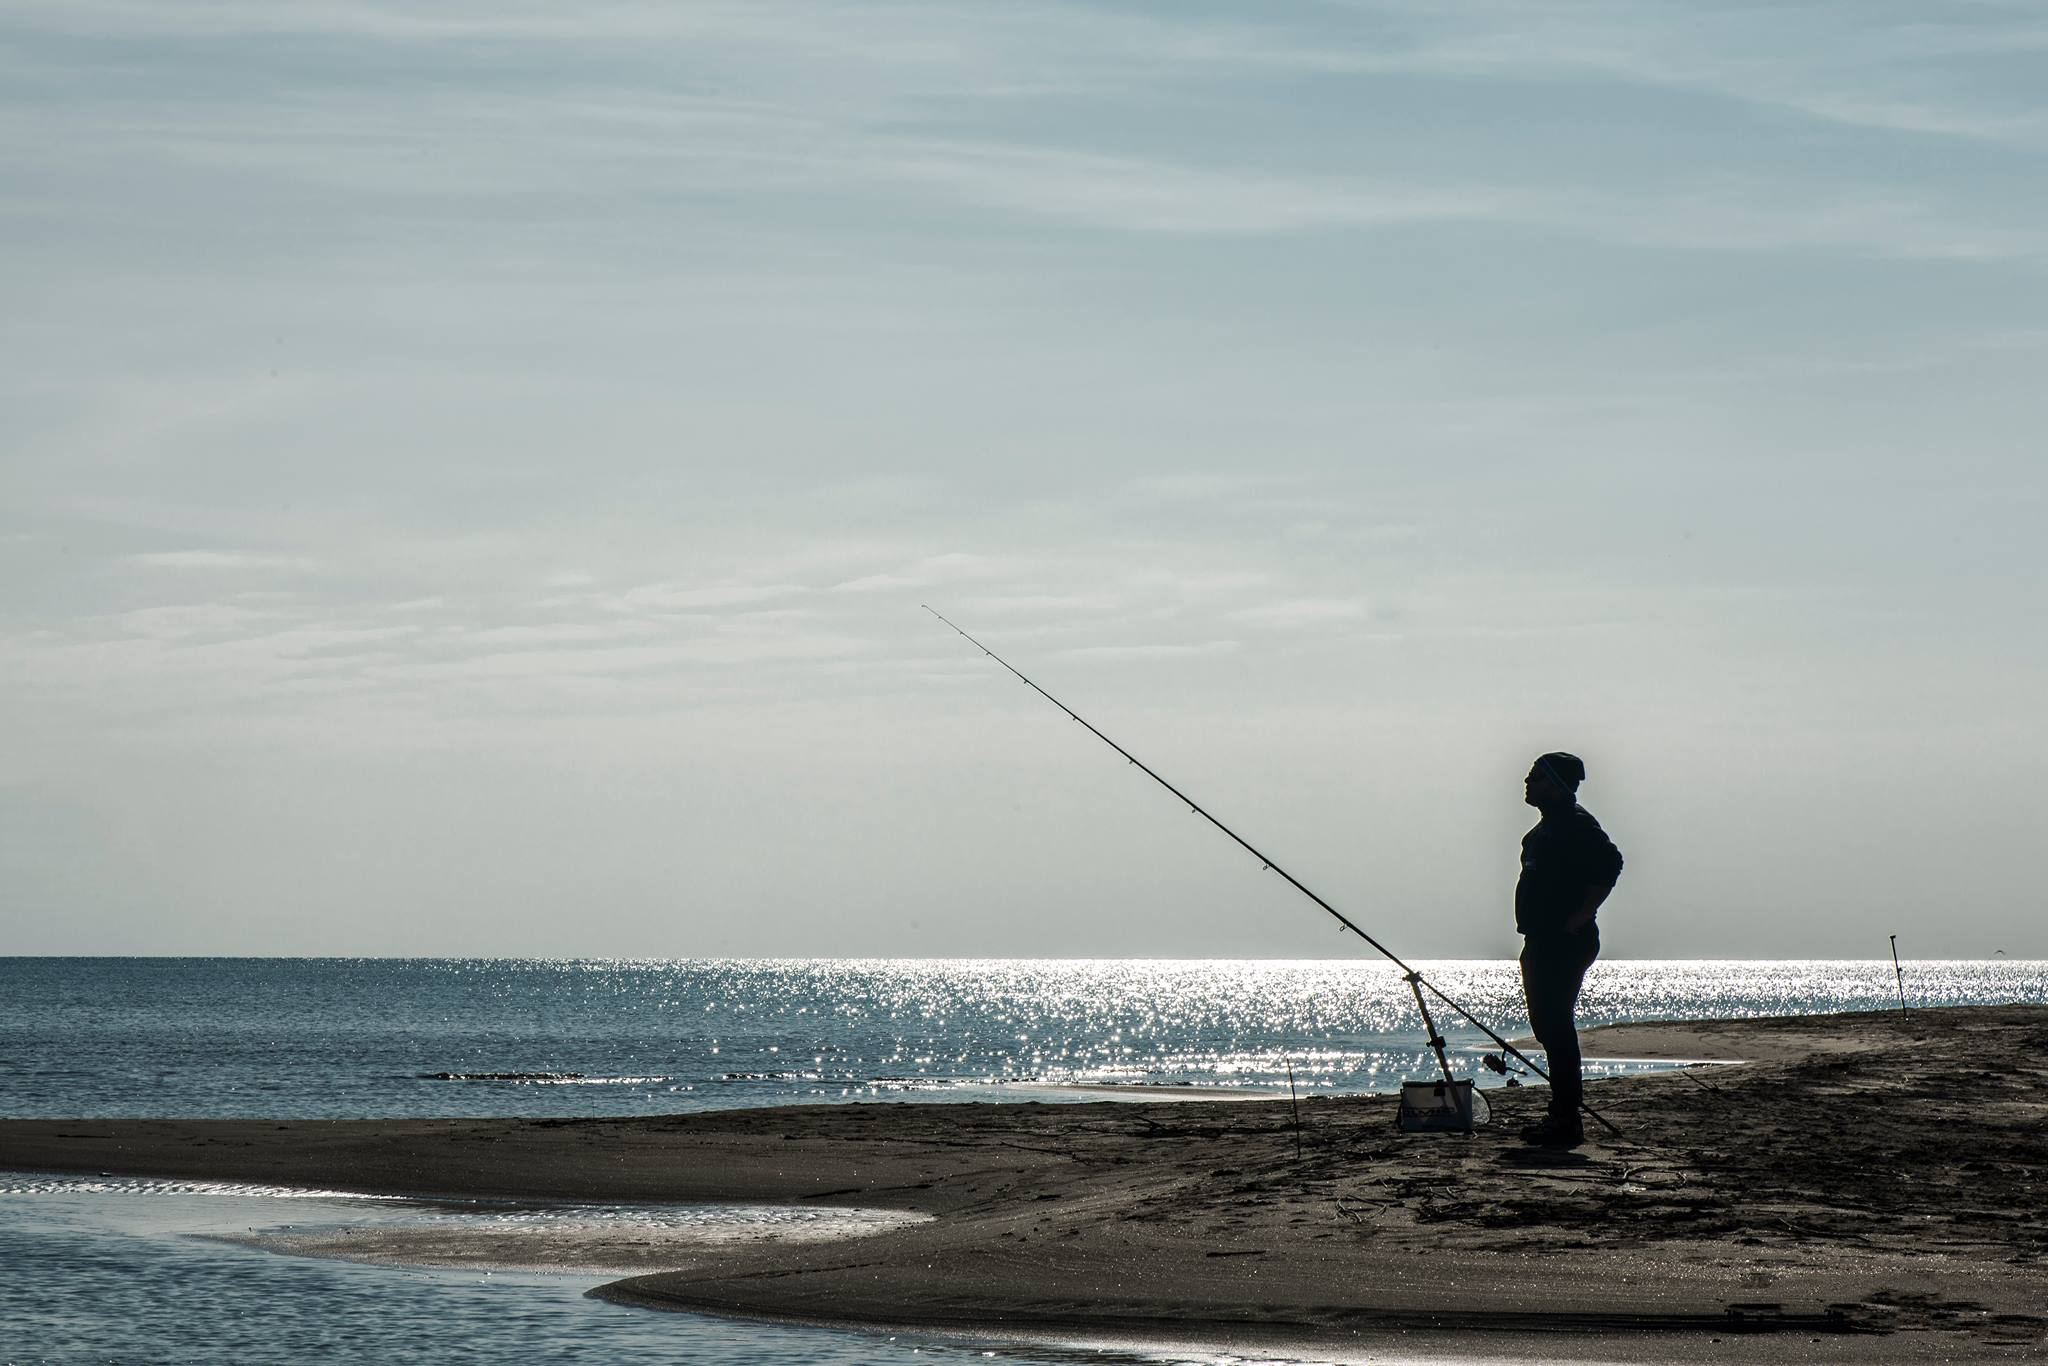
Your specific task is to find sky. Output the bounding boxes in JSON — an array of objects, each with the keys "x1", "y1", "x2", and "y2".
[{"x1": 4, "y1": 1, "x2": 2044, "y2": 958}]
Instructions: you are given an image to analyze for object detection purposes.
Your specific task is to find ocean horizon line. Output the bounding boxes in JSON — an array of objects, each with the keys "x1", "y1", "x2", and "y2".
[{"x1": 3, "y1": 952, "x2": 2037, "y2": 963}]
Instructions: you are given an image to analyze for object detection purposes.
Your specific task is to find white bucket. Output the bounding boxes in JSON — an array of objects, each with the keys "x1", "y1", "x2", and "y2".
[{"x1": 1396, "y1": 1078, "x2": 1489, "y2": 1132}]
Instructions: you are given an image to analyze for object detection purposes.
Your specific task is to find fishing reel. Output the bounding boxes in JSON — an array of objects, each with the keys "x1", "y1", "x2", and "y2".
[{"x1": 1481, "y1": 1052, "x2": 1527, "y2": 1086}]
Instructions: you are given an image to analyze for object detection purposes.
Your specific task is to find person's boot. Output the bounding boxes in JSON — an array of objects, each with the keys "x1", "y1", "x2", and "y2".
[{"x1": 1522, "y1": 1112, "x2": 1584, "y2": 1149}]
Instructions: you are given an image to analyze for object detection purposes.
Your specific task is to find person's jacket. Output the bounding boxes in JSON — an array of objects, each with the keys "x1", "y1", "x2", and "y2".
[{"x1": 1516, "y1": 804, "x2": 1623, "y2": 938}]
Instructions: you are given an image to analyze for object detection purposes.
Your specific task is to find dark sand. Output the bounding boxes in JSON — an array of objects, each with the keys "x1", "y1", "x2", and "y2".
[{"x1": 4, "y1": 1005, "x2": 2043, "y2": 1363}]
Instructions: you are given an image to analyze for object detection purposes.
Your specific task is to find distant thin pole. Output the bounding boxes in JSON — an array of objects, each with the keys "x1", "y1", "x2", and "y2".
[
  {"x1": 926, "y1": 605, "x2": 1622, "y2": 1138},
  {"x1": 1889, "y1": 935, "x2": 1908, "y2": 1018},
  {"x1": 1286, "y1": 1058, "x2": 1303, "y2": 1160}
]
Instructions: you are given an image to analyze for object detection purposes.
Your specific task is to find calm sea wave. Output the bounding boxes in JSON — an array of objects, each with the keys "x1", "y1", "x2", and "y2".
[
  {"x1": 1, "y1": 957, "x2": 2041, "y2": 1121},
  {"x1": 0, "y1": 1184, "x2": 1115, "y2": 1366}
]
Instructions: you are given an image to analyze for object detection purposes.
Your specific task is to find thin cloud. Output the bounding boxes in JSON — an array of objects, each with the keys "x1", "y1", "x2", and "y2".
[
  {"x1": 128, "y1": 550, "x2": 315, "y2": 571},
  {"x1": 875, "y1": 139, "x2": 1507, "y2": 236},
  {"x1": 957, "y1": 593, "x2": 1121, "y2": 616},
  {"x1": 103, "y1": 603, "x2": 272, "y2": 640},
  {"x1": 1124, "y1": 474, "x2": 1300, "y2": 501},
  {"x1": 1057, "y1": 639, "x2": 1241, "y2": 660},
  {"x1": 26, "y1": 27, "x2": 2038, "y2": 261},
  {"x1": 1229, "y1": 4, "x2": 2048, "y2": 150},
  {"x1": 1125, "y1": 569, "x2": 1271, "y2": 595},
  {"x1": 395, "y1": 632, "x2": 873, "y2": 680},
  {"x1": 829, "y1": 551, "x2": 1002, "y2": 593},
  {"x1": 461, "y1": 621, "x2": 667, "y2": 646},
  {"x1": 609, "y1": 582, "x2": 808, "y2": 612},
  {"x1": 830, "y1": 573, "x2": 927, "y2": 594},
  {"x1": 1225, "y1": 598, "x2": 1367, "y2": 630}
]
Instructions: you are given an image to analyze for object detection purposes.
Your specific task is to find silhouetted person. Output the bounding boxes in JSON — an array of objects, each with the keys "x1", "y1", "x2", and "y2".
[{"x1": 1516, "y1": 752, "x2": 1622, "y2": 1148}]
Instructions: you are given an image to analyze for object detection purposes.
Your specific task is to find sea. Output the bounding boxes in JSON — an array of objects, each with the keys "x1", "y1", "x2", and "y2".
[{"x1": 3, "y1": 957, "x2": 2043, "y2": 1365}]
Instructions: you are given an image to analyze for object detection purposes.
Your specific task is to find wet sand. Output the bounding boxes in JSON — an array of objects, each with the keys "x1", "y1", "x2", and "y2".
[{"x1": 3, "y1": 1005, "x2": 2042, "y2": 1363}]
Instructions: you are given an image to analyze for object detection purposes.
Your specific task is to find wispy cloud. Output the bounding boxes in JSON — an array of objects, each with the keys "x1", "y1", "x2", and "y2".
[
  {"x1": 957, "y1": 593, "x2": 1121, "y2": 616},
  {"x1": 830, "y1": 573, "x2": 927, "y2": 594},
  {"x1": 11, "y1": 3, "x2": 2039, "y2": 263},
  {"x1": 460, "y1": 621, "x2": 668, "y2": 646},
  {"x1": 875, "y1": 140, "x2": 1505, "y2": 237},
  {"x1": 606, "y1": 582, "x2": 808, "y2": 612},
  {"x1": 1125, "y1": 569, "x2": 1271, "y2": 595},
  {"x1": 128, "y1": 550, "x2": 315, "y2": 571},
  {"x1": 1124, "y1": 474, "x2": 1301, "y2": 502},
  {"x1": 1229, "y1": 3, "x2": 2048, "y2": 149},
  {"x1": 1226, "y1": 598, "x2": 1368, "y2": 630},
  {"x1": 1057, "y1": 639, "x2": 1241, "y2": 660},
  {"x1": 828, "y1": 552, "x2": 1000, "y2": 594},
  {"x1": 103, "y1": 602, "x2": 273, "y2": 639}
]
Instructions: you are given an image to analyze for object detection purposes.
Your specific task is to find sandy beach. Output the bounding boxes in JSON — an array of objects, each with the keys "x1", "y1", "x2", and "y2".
[{"x1": 4, "y1": 1004, "x2": 2042, "y2": 1363}]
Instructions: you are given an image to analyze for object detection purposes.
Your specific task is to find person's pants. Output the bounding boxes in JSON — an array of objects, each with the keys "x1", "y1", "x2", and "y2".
[{"x1": 1521, "y1": 932, "x2": 1600, "y2": 1119}]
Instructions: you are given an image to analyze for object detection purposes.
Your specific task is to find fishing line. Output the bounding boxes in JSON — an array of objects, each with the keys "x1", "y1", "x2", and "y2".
[{"x1": 926, "y1": 605, "x2": 1622, "y2": 1138}]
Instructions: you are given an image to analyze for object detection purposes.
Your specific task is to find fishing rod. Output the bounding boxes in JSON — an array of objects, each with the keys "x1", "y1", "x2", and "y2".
[{"x1": 926, "y1": 606, "x2": 1621, "y2": 1138}]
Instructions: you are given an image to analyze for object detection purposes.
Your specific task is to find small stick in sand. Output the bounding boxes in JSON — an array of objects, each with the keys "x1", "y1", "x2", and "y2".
[{"x1": 1889, "y1": 935, "x2": 1909, "y2": 1018}]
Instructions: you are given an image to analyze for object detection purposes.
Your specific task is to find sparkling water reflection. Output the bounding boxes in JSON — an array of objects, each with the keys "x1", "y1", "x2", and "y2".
[{"x1": 1, "y1": 958, "x2": 2040, "y2": 1121}]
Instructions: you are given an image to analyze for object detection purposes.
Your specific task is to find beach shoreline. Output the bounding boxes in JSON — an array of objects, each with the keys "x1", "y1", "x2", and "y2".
[{"x1": 4, "y1": 1005, "x2": 2043, "y2": 1363}]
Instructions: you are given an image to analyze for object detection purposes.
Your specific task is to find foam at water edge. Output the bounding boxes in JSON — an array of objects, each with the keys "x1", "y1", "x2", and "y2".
[{"x1": 0, "y1": 1174, "x2": 404, "y2": 1200}]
